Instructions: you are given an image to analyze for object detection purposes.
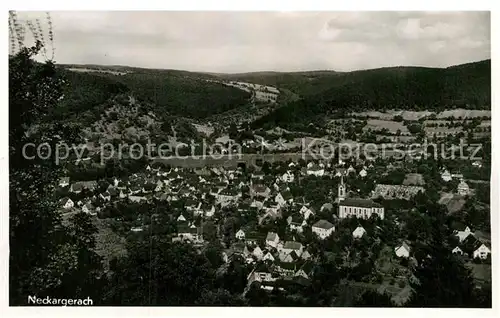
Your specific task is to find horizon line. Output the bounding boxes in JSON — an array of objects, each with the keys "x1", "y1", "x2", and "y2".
[{"x1": 57, "y1": 58, "x2": 491, "y2": 75}]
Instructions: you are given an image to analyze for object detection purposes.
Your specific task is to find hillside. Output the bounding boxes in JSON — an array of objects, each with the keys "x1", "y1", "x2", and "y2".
[
  {"x1": 249, "y1": 60, "x2": 491, "y2": 130},
  {"x1": 55, "y1": 65, "x2": 252, "y2": 123}
]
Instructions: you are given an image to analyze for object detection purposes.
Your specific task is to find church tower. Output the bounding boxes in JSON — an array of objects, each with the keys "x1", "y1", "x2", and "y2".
[{"x1": 337, "y1": 175, "x2": 346, "y2": 202}]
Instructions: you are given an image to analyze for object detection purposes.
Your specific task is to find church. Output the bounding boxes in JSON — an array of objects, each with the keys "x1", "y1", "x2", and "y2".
[{"x1": 337, "y1": 175, "x2": 385, "y2": 220}]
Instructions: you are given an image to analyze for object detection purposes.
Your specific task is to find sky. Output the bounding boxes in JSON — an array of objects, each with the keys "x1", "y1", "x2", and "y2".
[{"x1": 13, "y1": 11, "x2": 490, "y2": 73}]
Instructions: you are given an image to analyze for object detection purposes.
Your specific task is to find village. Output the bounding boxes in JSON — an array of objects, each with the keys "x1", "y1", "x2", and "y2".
[{"x1": 55, "y1": 141, "x2": 491, "y2": 303}]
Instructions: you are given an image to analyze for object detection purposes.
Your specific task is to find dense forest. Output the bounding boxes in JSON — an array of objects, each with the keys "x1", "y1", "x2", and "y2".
[
  {"x1": 57, "y1": 66, "x2": 251, "y2": 120},
  {"x1": 240, "y1": 60, "x2": 491, "y2": 130}
]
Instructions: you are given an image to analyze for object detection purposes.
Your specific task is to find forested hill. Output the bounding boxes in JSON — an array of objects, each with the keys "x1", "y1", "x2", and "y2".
[
  {"x1": 53, "y1": 65, "x2": 251, "y2": 122},
  {"x1": 249, "y1": 59, "x2": 490, "y2": 129}
]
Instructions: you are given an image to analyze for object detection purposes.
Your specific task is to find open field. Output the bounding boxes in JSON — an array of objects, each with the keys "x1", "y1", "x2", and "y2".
[
  {"x1": 353, "y1": 109, "x2": 491, "y2": 121},
  {"x1": 363, "y1": 119, "x2": 409, "y2": 134}
]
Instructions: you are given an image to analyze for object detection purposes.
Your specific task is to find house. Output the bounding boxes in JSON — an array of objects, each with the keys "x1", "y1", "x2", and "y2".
[
  {"x1": 394, "y1": 242, "x2": 411, "y2": 258},
  {"x1": 250, "y1": 184, "x2": 271, "y2": 198},
  {"x1": 119, "y1": 189, "x2": 129, "y2": 199},
  {"x1": 301, "y1": 249, "x2": 311, "y2": 260},
  {"x1": 177, "y1": 214, "x2": 187, "y2": 222},
  {"x1": 59, "y1": 177, "x2": 70, "y2": 188},
  {"x1": 59, "y1": 197, "x2": 74, "y2": 210},
  {"x1": 262, "y1": 252, "x2": 275, "y2": 262},
  {"x1": 245, "y1": 232, "x2": 265, "y2": 245},
  {"x1": 457, "y1": 179, "x2": 470, "y2": 196},
  {"x1": 472, "y1": 160, "x2": 483, "y2": 168},
  {"x1": 235, "y1": 229, "x2": 246, "y2": 240},
  {"x1": 295, "y1": 269, "x2": 309, "y2": 279},
  {"x1": 247, "y1": 266, "x2": 275, "y2": 285},
  {"x1": 128, "y1": 195, "x2": 147, "y2": 203},
  {"x1": 204, "y1": 204, "x2": 216, "y2": 218},
  {"x1": 452, "y1": 246, "x2": 464, "y2": 255},
  {"x1": 130, "y1": 227, "x2": 144, "y2": 232},
  {"x1": 338, "y1": 198, "x2": 384, "y2": 220},
  {"x1": 281, "y1": 171, "x2": 295, "y2": 183},
  {"x1": 251, "y1": 171, "x2": 265, "y2": 180},
  {"x1": 280, "y1": 250, "x2": 301, "y2": 263},
  {"x1": 281, "y1": 241, "x2": 303, "y2": 255},
  {"x1": 82, "y1": 203, "x2": 96, "y2": 215},
  {"x1": 352, "y1": 226, "x2": 366, "y2": 239},
  {"x1": 275, "y1": 193, "x2": 286, "y2": 207},
  {"x1": 175, "y1": 223, "x2": 203, "y2": 243},
  {"x1": 287, "y1": 214, "x2": 306, "y2": 233},
  {"x1": 155, "y1": 180, "x2": 163, "y2": 192},
  {"x1": 321, "y1": 203, "x2": 333, "y2": 212},
  {"x1": 312, "y1": 220, "x2": 335, "y2": 239},
  {"x1": 455, "y1": 226, "x2": 473, "y2": 243},
  {"x1": 359, "y1": 168, "x2": 367, "y2": 178},
  {"x1": 347, "y1": 165, "x2": 356, "y2": 174},
  {"x1": 99, "y1": 192, "x2": 111, "y2": 202},
  {"x1": 441, "y1": 170, "x2": 452, "y2": 182},
  {"x1": 252, "y1": 246, "x2": 264, "y2": 260},
  {"x1": 306, "y1": 163, "x2": 325, "y2": 177},
  {"x1": 299, "y1": 205, "x2": 315, "y2": 220},
  {"x1": 473, "y1": 242, "x2": 491, "y2": 260},
  {"x1": 70, "y1": 182, "x2": 84, "y2": 194},
  {"x1": 266, "y1": 232, "x2": 280, "y2": 248}
]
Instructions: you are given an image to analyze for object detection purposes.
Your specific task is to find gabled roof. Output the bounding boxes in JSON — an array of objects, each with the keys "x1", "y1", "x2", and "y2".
[
  {"x1": 339, "y1": 198, "x2": 382, "y2": 208},
  {"x1": 312, "y1": 219, "x2": 334, "y2": 230},
  {"x1": 266, "y1": 232, "x2": 278, "y2": 241},
  {"x1": 283, "y1": 241, "x2": 302, "y2": 250}
]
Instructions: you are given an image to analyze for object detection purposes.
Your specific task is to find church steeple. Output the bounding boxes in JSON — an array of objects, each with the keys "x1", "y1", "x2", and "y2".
[{"x1": 337, "y1": 174, "x2": 346, "y2": 202}]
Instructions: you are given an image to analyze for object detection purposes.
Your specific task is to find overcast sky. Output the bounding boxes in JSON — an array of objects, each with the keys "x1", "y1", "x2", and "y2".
[{"x1": 15, "y1": 11, "x2": 490, "y2": 73}]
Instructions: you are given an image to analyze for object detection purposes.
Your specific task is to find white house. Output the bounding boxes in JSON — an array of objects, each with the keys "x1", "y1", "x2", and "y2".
[
  {"x1": 253, "y1": 246, "x2": 264, "y2": 260},
  {"x1": 59, "y1": 177, "x2": 70, "y2": 188},
  {"x1": 299, "y1": 205, "x2": 315, "y2": 220},
  {"x1": 82, "y1": 203, "x2": 96, "y2": 216},
  {"x1": 472, "y1": 160, "x2": 483, "y2": 168},
  {"x1": 312, "y1": 220, "x2": 335, "y2": 239},
  {"x1": 452, "y1": 246, "x2": 463, "y2": 255},
  {"x1": 441, "y1": 170, "x2": 452, "y2": 182},
  {"x1": 60, "y1": 197, "x2": 74, "y2": 210},
  {"x1": 473, "y1": 243, "x2": 491, "y2": 259},
  {"x1": 235, "y1": 229, "x2": 246, "y2": 240},
  {"x1": 306, "y1": 164, "x2": 325, "y2": 177},
  {"x1": 457, "y1": 179, "x2": 470, "y2": 196},
  {"x1": 262, "y1": 252, "x2": 275, "y2": 262},
  {"x1": 394, "y1": 242, "x2": 411, "y2": 258},
  {"x1": 359, "y1": 169, "x2": 367, "y2": 178},
  {"x1": 352, "y1": 226, "x2": 366, "y2": 239},
  {"x1": 266, "y1": 232, "x2": 280, "y2": 248},
  {"x1": 177, "y1": 214, "x2": 187, "y2": 222},
  {"x1": 455, "y1": 226, "x2": 473, "y2": 243}
]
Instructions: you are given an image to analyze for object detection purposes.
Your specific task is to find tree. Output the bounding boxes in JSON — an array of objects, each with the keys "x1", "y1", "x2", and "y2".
[
  {"x1": 406, "y1": 220, "x2": 478, "y2": 307},
  {"x1": 9, "y1": 12, "x2": 105, "y2": 304}
]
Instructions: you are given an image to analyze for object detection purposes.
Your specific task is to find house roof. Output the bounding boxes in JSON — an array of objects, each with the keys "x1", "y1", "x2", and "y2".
[
  {"x1": 59, "y1": 177, "x2": 70, "y2": 183},
  {"x1": 340, "y1": 198, "x2": 382, "y2": 208},
  {"x1": 266, "y1": 232, "x2": 278, "y2": 241},
  {"x1": 396, "y1": 242, "x2": 411, "y2": 252},
  {"x1": 283, "y1": 241, "x2": 303, "y2": 250},
  {"x1": 312, "y1": 219, "x2": 334, "y2": 230},
  {"x1": 59, "y1": 197, "x2": 72, "y2": 205}
]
